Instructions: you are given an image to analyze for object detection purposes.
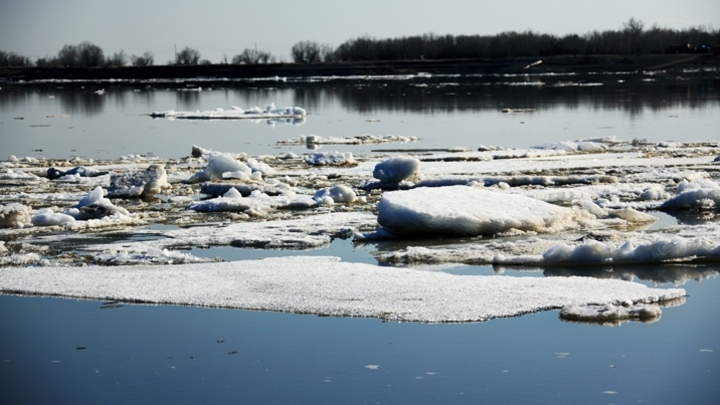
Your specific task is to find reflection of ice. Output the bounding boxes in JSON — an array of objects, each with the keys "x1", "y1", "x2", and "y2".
[{"x1": 542, "y1": 264, "x2": 720, "y2": 286}]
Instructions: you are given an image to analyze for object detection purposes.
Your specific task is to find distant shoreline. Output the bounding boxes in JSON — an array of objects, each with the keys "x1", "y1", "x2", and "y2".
[{"x1": 1, "y1": 54, "x2": 717, "y2": 82}]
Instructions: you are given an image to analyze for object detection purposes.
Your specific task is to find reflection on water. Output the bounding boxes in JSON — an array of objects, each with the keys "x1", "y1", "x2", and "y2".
[
  {"x1": 529, "y1": 263, "x2": 719, "y2": 286},
  {"x1": 2, "y1": 76, "x2": 718, "y2": 117},
  {"x1": 1, "y1": 75, "x2": 718, "y2": 160}
]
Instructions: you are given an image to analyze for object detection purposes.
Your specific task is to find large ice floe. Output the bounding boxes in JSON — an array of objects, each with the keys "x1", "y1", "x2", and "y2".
[
  {"x1": 0, "y1": 256, "x2": 685, "y2": 323},
  {"x1": 1, "y1": 137, "x2": 719, "y2": 324},
  {"x1": 149, "y1": 103, "x2": 306, "y2": 121},
  {"x1": 376, "y1": 185, "x2": 595, "y2": 237}
]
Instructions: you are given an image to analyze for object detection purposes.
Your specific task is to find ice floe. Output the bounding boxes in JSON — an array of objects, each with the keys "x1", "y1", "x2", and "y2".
[
  {"x1": 150, "y1": 103, "x2": 306, "y2": 120},
  {"x1": 277, "y1": 134, "x2": 418, "y2": 146},
  {"x1": 0, "y1": 256, "x2": 685, "y2": 323},
  {"x1": 304, "y1": 152, "x2": 356, "y2": 166},
  {"x1": 559, "y1": 303, "x2": 665, "y2": 326},
  {"x1": 376, "y1": 186, "x2": 595, "y2": 237},
  {"x1": 1, "y1": 137, "x2": 718, "y2": 324}
]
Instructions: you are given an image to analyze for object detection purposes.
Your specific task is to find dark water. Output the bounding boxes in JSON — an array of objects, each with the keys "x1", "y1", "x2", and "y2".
[
  {"x1": 1, "y1": 270, "x2": 718, "y2": 405},
  {"x1": 1, "y1": 75, "x2": 718, "y2": 160}
]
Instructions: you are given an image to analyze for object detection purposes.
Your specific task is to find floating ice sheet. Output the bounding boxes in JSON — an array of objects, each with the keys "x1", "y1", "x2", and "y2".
[
  {"x1": 0, "y1": 256, "x2": 685, "y2": 323},
  {"x1": 150, "y1": 103, "x2": 306, "y2": 120}
]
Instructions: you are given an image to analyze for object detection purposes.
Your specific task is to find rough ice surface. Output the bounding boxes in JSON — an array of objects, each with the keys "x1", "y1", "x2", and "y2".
[
  {"x1": 0, "y1": 256, "x2": 685, "y2": 323},
  {"x1": 0, "y1": 169, "x2": 43, "y2": 183},
  {"x1": 278, "y1": 134, "x2": 418, "y2": 146},
  {"x1": 2, "y1": 137, "x2": 718, "y2": 323},
  {"x1": 661, "y1": 178, "x2": 720, "y2": 210},
  {"x1": 377, "y1": 186, "x2": 592, "y2": 237},
  {"x1": 150, "y1": 104, "x2": 306, "y2": 120},
  {"x1": 543, "y1": 236, "x2": 720, "y2": 264},
  {"x1": 93, "y1": 247, "x2": 213, "y2": 265},
  {"x1": 187, "y1": 188, "x2": 317, "y2": 214},
  {"x1": 304, "y1": 152, "x2": 356, "y2": 166},
  {"x1": 0, "y1": 204, "x2": 32, "y2": 228},
  {"x1": 107, "y1": 165, "x2": 168, "y2": 198},
  {"x1": 560, "y1": 303, "x2": 664, "y2": 325}
]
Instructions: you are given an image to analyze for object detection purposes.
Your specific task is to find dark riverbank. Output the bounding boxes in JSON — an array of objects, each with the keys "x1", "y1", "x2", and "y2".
[{"x1": 1, "y1": 54, "x2": 718, "y2": 82}]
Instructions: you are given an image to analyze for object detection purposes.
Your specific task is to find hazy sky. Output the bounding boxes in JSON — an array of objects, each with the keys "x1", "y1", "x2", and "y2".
[{"x1": 2, "y1": 0, "x2": 719, "y2": 63}]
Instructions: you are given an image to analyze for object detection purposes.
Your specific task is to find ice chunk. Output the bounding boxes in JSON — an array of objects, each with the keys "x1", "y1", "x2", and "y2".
[
  {"x1": 0, "y1": 203, "x2": 32, "y2": 228},
  {"x1": 304, "y1": 152, "x2": 356, "y2": 166},
  {"x1": 107, "y1": 165, "x2": 168, "y2": 198},
  {"x1": 313, "y1": 185, "x2": 357, "y2": 205},
  {"x1": 67, "y1": 186, "x2": 130, "y2": 220},
  {"x1": 543, "y1": 236, "x2": 720, "y2": 264},
  {"x1": 31, "y1": 210, "x2": 76, "y2": 226},
  {"x1": 373, "y1": 157, "x2": 421, "y2": 183},
  {"x1": 660, "y1": 178, "x2": 720, "y2": 210},
  {"x1": 377, "y1": 185, "x2": 590, "y2": 237},
  {"x1": 150, "y1": 104, "x2": 306, "y2": 120},
  {"x1": 188, "y1": 153, "x2": 253, "y2": 183},
  {"x1": 560, "y1": 303, "x2": 663, "y2": 325},
  {"x1": 606, "y1": 208, "x2": 658, "y2": 223}
]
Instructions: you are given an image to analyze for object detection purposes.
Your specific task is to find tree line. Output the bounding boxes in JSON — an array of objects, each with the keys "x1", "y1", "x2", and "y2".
[
  {"x1": 328, "y1": 19, "x2": 719, "y2": 61},
  {"x1": 1, "y1": 19, "x2": 718, "y2": 68}
]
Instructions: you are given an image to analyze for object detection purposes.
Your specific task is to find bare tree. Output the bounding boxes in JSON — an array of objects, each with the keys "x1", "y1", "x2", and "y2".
[
  {"x1": 0, "y1": 50, "x2": 32, "y2": 67},
  {"x1": 291, "y1": 41, "x2": 323, "y2": 63},
  {"x1": 130, "y1": 51, "x2": 154, "y2": 66},
  {"x1": 174, "y1": 47, "x2": 201, "y2": 65},
  {"x1": 232, "y1": 48, "x2": 276, "y2": 64},
  {"x1": 623, "y1": 18, "x2": 645, "y2": 36},
  {"x1": 105, "y1": 50, "x2": 127, "y2": 67}
]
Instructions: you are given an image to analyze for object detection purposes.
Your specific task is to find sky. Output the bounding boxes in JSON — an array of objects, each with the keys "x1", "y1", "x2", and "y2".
[{"x1": 1, "y1": 0, "x2": 719, "y2": 64}]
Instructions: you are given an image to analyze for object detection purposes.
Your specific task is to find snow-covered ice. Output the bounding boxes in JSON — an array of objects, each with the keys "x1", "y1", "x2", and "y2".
[
  {"x1": 0, "y1": 256, "x2": 685, "y2": 323},
  {"x1": 376, "y1": 186, "x2": 594, "y2": 237},
  {"x1": 372, "y1": 156, "x2": 421, "y2": 184},
  {"x1": 0, "y1": 204, "x2": 31, "y2": 228},
  {"x1": 107, "y1": 165, "x2": 168, "y2": 198},
  {"x1": 150, "y1": 103, "x2": 306, "y2": 120},
  {"x1": 304, "y1": 152, "x2": 356, "y2": 166}
]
